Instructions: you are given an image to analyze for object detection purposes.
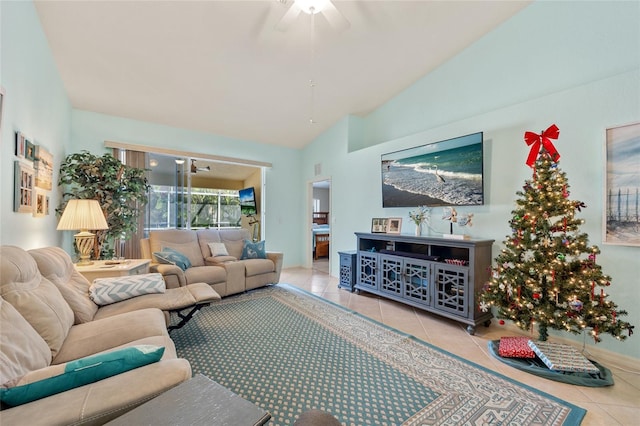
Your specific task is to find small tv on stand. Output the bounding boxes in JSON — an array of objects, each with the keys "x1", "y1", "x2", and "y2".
[{"x1": 239, "y1": 187, "x2": 257, "y2": 216}]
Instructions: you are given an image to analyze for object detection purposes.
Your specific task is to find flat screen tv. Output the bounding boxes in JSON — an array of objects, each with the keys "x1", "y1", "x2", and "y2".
[
  {"x1": 239, "y1": 187, "x2": 257, "y2": 215},
  {"x1": 381, "y1": 132, "x2": 484, "y2": 208}
]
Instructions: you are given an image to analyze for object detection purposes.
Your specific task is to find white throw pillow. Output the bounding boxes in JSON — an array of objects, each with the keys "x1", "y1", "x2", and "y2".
[
  {"x1": 89, "y1": 273, "x2": 166, "y2": 306},
  {"x1": 208, "y1": 242, "x2": 229, "y2": 257}
]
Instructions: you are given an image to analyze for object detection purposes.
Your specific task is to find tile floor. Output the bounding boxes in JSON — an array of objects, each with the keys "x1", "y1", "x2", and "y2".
[{"x1": 280, "y1": 267, "x2": 640, "y2": 426}]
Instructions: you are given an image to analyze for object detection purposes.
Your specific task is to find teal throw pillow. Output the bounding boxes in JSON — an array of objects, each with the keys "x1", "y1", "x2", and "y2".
[
  {"x1": 153, "y1": 247, "x2": 192, "y2": 271},
  {"x1": 241, "y1": 240, "x2": 267, "y2": 260},
  {"x1": 0, "y1": 345, "x2": 164, "y2": 407}
]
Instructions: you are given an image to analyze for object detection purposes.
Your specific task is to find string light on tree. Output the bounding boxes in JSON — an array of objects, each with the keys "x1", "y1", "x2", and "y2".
[{"x1": 479, "y1": 124, "x2": 634, "y2": 343}]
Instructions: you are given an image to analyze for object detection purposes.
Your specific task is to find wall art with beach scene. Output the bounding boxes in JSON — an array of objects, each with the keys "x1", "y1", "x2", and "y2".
[
  {"x1": 381, "y1": 132, "x2": 484, "y2": 208},
  {"x1": 605, "y1": 122, "x2": 640, "y2": 246}
]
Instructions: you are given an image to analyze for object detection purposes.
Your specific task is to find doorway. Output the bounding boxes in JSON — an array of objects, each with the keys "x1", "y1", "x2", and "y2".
[{"x1": 311, "y1": 179, "x2": 331, "y2": 274}]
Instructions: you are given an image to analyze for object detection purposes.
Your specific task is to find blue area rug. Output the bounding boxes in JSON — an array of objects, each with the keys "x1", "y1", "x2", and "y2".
[{"x1": 172, "y1": 284, "x2": 586, "y2": 425}]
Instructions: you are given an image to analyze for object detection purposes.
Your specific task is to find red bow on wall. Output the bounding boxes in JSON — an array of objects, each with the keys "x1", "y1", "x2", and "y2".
[{"x1": 524, "y1": 124, "x2": 561, "y2": 167}]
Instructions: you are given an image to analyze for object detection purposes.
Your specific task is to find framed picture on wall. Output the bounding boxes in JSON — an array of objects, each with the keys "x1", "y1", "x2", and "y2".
[
  {"x1": 14, "y1": 131, "x2": 25, "y2": 158},
  {"x1": 34, "y1": 145, "x2": 53, "y2": 190},
  {"x1": 33, "y1": 188, "x2": 47, "y2": 218},
  {"x1": 604, "y1": 121, "x2": 640, "y2": 246},
  {"x1": 14, "y1": 161, "x2": 35, "y2": 213},
  {"x1": 371, "y1": 218, "x2": 388, "y2": 233},
  {"x1": 386, "y1": 217, "x2": 402, "y2": 234}
]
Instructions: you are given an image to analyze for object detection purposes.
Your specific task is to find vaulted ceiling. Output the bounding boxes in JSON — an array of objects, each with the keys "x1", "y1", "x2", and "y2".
[{"x1": 35, "y1": 0, "x2": 531, "y2": 149}]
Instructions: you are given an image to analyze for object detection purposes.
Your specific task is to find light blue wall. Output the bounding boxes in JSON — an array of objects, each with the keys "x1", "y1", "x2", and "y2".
[
  {"x1": 302, "y1": 1, "x2": 640, "y2": 358},
  {"x1": 0, "y1": 1, "x2": 71, "y2": 249},
  {"x1": 70, "y1": 111, "x2": 304, "y2": 268}
]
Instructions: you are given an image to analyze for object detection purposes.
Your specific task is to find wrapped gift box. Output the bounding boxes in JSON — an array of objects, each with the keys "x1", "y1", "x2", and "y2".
[
  {"x1": 527, "y1": 341, "x2": 599, "y2": 374},
  {"x1": 498, "y1": 336, "x2": 536, "y2": 358}
]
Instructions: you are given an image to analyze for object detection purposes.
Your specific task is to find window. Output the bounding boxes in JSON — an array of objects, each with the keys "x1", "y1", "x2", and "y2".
[{"x1": 147, "y1": 185, "x2": 241, "y2": 231}]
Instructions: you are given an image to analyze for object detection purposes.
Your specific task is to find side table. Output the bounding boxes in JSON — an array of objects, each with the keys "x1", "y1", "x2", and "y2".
[
  {"x1": 75, "y1": 259, "x2": 150, "y2": 282},
  {"x1": 105, "y1": 374, "x2": 271, "y2": 426},
  {"x1": 338, "y1": 250, "x2": 357, "y2": 292}
]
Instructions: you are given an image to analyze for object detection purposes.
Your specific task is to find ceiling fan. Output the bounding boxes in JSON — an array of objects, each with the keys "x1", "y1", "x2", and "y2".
[
  {"x1": 276, "y1": 0, "x2": 350, "y2": 32},
  {"x1": 190, "y1": 159, "x2": 210, "y2": 174}
]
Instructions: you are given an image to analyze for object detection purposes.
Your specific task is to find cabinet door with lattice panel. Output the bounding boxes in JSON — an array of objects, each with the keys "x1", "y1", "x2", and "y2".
[
  {"x1": 403, "y1": 260, "x2": 431, "y2": 306},
  {"x1": 357, "y1": 252, "x2": 378, "y2": 291},
  {"x1": 433, "y1": 264, "x2": 468, "y2": 317},
  {"x1": 380, "y1": 256, "x2": 402, "y2": 296}
]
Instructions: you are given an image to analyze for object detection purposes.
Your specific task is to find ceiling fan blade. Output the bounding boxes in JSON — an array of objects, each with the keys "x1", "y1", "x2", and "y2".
[
  {"x1": 322, "y1": 1, "x2": 350, "y2": 32},
  {"x1": 275, "y1": 3, "x2": 302, "y2": 32}
]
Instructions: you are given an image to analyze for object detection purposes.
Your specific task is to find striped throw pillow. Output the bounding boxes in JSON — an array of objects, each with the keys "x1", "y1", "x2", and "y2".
[{"x1": 89, "y1": 273, "x2": 166, "y2": 306}]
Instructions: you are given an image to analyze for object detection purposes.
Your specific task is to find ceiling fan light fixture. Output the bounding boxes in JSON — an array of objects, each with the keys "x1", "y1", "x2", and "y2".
[
  {"x1": 295, "y1": 0, "x2": 329, "y2": 14},
  {"x1": 175, "y1": 158, "x2": 185, "y2": 165}
]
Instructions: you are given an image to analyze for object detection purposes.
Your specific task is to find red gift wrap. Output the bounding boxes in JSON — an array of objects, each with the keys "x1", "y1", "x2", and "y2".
[{"x1": 498, "y1": 336, "x2": 536, "y2": 358}]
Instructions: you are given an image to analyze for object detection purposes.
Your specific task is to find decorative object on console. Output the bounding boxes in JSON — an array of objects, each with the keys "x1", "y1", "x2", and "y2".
[
  {"x1": 382, "y1": 132, "x2": 484, "y2": 208},
  {"x1": 408, "y1": 205, "x2": 430, "y2": 236},
  {"x1": 56, "y1": 199, "x2": 109, "y2": 266},
  {"x1": 604, "y1": 121, "x2": 640, "y2": 246},
  {"x1": 479, "y1": 124, "x2": 634, "y2": 343}
]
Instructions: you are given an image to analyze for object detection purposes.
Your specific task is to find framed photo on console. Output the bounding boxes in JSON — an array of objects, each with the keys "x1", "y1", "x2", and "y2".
[
  {"x1": 386, "y1": 218, "x2": 402, "y2": 234},
  {"x1": 371, "y1": 218, "x2": 388, "y2": 233}
]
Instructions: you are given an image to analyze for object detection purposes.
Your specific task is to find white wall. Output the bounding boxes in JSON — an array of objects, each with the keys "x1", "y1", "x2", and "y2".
[
  {"x1": 301, "y1": 1, "x2": 640, "y2": 359},
  {"x1": 0, "y1": 1, "x2": 72, "y2": 249}
]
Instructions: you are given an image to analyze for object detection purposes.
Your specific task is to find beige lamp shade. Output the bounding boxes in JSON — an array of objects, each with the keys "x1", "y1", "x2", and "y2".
[
  {"x1": 57, "y1": 199, "x2": 108, "y2": 265},
  {"x1": 57, "y1": 199, "x2": 108, "y2": 231}
]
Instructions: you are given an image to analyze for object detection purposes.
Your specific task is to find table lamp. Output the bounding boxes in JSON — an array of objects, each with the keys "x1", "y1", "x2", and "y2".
[{"x1": 57, "y1": 199, "x2": 109, "y2": 265}]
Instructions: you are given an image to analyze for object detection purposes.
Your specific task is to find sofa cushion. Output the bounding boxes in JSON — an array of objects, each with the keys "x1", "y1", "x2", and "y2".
[
  {"x1": 0, "y1": 298, "x2": 52, "y2": 387},
  {"x1": 89, "y1": 273, "x2": 166, "y2": 306},
  {"x1": 0, "y1": 345, "x2": 165, "y2": 407},
  {"x1": 154, "y1": 247, "x2": 192, "y2": 271},
  {"x1": 208, "y1": 242, "x2": 229, "y2": 257},
  {"x1": 28, "y1": 247, "x2": 99, "y2": 324},
  {"x1": 149, "y1": 230, "x2": 204, "y2": 267},
  {"x1": 0, "y1": 246, "x2": 75, "y2": 358},
  {"x1": 205, "y1": 255, "x2": 237, "y2": 264},
  {"x1": 242, "y1": 259, "x2": 276, "y2": 277},
  {"x1": 184, "y1": 265, "x2": 226, "y2": 285},
  {"x1": 241, "y1": 240, "x2": 267, "y2": 260}
]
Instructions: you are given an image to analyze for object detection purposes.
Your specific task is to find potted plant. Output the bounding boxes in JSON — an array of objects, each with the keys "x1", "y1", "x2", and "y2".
[{"x1": 57, "y1": 151, "x2": 149, "y2": 259}]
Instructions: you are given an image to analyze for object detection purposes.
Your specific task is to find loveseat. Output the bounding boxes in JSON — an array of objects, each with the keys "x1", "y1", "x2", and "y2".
[
  {"x1": 140, "y1": 228, "x2": 283, "y2": 297},
  {"x1": 0, "y1": 246, "x2": 197, "y2": 425}
]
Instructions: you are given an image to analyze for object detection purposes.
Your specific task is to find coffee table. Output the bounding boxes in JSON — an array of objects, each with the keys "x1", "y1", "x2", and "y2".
[{"x1": 106, "y1": 374, "x2": 270, "y2": 426}]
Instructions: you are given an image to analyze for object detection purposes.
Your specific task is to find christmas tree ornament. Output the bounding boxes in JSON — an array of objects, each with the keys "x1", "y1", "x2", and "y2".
[{"x1": 479, "y1": 125, "x2": 634, "y2": 343}]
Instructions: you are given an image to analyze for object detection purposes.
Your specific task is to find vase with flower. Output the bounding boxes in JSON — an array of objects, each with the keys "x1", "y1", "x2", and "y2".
[{"x1": 408, "y1": 206, "x2": 430, "y2": 236}]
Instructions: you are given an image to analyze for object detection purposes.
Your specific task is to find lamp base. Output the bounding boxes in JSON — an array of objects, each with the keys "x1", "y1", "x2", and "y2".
[{"x1": 74, "y1": 231, "x2": 96, "y2": 266}]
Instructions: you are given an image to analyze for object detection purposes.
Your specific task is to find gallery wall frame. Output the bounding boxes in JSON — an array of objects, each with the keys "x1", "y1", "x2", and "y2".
[
  {"x1": 604, "y1": 121, "x2": 640, "y2": 246},
  {"x1": 14, "y1": 161, "x2": 35, "y2": 213}
]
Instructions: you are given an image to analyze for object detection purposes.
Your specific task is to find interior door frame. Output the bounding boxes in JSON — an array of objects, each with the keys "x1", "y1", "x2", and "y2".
[{"x1": 306, "y1": 176, "x2": 332, "y2": 272}]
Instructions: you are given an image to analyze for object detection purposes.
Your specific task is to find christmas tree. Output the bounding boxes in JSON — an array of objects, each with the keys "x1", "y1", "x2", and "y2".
[{"x1": 480, "y1": 124, "x2": 634, "y2": 343}]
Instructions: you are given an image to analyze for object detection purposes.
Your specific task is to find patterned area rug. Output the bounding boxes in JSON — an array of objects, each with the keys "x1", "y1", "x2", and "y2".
[{"x1": 172, "y1": 285, "x2": 586, "y2": 425}]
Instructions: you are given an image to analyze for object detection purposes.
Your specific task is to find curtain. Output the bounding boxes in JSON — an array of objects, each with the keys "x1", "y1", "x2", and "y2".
[{"x1": 112, "y1": 148, "x2": 148, "y2": 259}]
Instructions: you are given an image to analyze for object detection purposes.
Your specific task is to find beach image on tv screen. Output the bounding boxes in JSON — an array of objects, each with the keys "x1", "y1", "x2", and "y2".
[{"x1": 381, "y1": 132, "x2": 483, "y2": 207}]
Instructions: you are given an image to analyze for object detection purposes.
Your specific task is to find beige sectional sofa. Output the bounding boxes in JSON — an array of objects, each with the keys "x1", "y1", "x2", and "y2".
[
  {"x1": 0, "y1": 245, "x2": 217, "y2": 425},
  {"x1": 140, "y1": 228, "x2": 283, "y2": 297}
]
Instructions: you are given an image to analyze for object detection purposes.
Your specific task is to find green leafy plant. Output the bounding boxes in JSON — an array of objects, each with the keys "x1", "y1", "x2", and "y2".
[{"x1": 57, "y1": 151, "x2": 149, "y2": 259}]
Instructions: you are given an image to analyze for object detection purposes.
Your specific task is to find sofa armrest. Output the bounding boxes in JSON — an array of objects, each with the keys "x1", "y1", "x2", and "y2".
[
  {"x1": 0, "y1": 358, "x2": 191, "y2": 426},
  {"x1": 150, "y1": 263, "x2": 186, "y2": 288},
  {"x1": 266, "y1": 252, "x2": 283, "y2": 283}
]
